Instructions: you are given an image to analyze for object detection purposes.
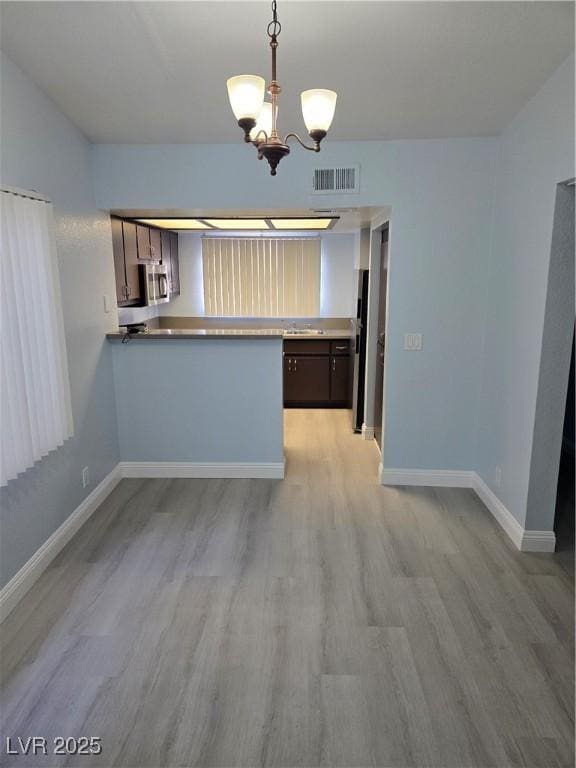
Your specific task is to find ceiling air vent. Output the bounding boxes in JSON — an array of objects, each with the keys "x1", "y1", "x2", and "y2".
[{"x1": 312, "y1": 165, "x2": 359, "y2": 194}]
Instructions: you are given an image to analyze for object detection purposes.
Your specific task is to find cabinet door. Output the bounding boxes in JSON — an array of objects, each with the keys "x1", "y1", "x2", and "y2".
[
  {"x1": 111, "y1": 217, "x2": 127, "y2": 305},
  {"x1": 123, "y1": 221, "x2": 142, "y2": 304},
  {"x1": 136, "y1": 224, "x2": 152, "y2": 261},
  {"x1": 161, "y1": 230, "x2": 172, "y2": 293},
  {"x1": 330, "y1": 355, "x2": 350, "y2": 403},
  {"x1": 169, "y1": 232, "x2": 180, "y2": 295},
  {"x1": 149, "y1": 228, "x2": 161, "y2": 263},
  {"x1": 284, "y1": 356, "x2": 330, "y2": 403}
]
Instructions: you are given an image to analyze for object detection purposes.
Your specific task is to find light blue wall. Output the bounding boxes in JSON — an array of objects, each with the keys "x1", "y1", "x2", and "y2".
[
  {"x1": 111, "y1": 339, "x2": 284, "y2": 463},
  {"x1": 476, "y1": 55, "x2": 575, "y2": 530},
  {"x1": 0, "y1": 53, "x2": 120, "y2": 588},
  {"x1": 94, "y1": 138, "x2": 497, "y2": 472}
]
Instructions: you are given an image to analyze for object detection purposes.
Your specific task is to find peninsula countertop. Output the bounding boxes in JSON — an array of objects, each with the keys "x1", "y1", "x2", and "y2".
[{"x1": 106, "y1": 328, "x2": 353, "y2": 341}]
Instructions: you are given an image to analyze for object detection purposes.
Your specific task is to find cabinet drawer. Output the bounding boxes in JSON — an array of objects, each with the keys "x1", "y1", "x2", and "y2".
[
  {"x1": 330, "y1": 339, "x2": 351, "y2": 355},
  {"x1": 283, "y1": 339, "x2": 330, "y2": 355}
]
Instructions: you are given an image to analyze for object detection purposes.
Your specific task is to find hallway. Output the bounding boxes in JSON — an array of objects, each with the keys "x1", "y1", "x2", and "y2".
[{"x1": 1, "y1": 410, "x2": 573, "y2": 767}]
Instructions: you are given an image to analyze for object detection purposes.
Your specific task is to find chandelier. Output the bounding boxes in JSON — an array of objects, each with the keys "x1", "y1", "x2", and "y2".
[{"x1": 226, "y1": 0, "x2": 337, "y2": 176}]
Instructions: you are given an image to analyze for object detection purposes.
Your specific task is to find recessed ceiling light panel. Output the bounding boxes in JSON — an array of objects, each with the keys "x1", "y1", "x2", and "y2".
[
  {"x1": 137, "y1": 219, "x2": 210, "y2": 230},
  {"x1": 270, "y1": 218, "x2": 334, "y2": 230},
  {"x1": 204, "y1": 219, "x2": 270, "y2": 230}
]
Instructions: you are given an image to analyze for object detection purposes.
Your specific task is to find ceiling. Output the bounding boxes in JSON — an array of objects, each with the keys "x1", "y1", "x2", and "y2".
[{"x1": 1, "y1": 2, "x2": 573, "y2": 144}]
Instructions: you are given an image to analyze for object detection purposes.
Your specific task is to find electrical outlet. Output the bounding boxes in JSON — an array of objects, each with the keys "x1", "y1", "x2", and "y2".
[
  {"x1": 404, "y1": 333, "x2": 422, "y2": 351},
  {"x1": 82, "y1": 466, "x2": 90, "y2": 488},
  {"x1": 494, "y1": 466, "x2": 502, "y2": 487}
]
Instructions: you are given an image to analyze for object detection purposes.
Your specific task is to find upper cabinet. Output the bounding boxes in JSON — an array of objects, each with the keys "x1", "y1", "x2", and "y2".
[
  {"x1": 136, "y1": 224, "x2": 152, "y2": 261},
  {"x1": 169, "y1": 231, "x2": 180, "y2": 297},
  {"x1": 149, "y1": 228, "x2": 162, "y2": 263},
  {"x1": 111, "y1": 217, "x2": 142, "y2": 306},
  {"x1": 111, "y1": 218, "x2": 179, "y2": 306}
]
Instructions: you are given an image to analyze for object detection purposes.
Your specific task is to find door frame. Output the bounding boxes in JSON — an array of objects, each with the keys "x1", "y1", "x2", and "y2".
[
  {"x1": 362, "y1": 213, "x2": 392, "y2": 468},
  {"x1": 525, "y1": 180, "x2": 575, "y2": 533}
]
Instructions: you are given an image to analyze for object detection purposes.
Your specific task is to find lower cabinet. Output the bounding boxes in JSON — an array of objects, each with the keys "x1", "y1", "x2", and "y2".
[
  {"x1": 284, "y1": 339, "x2": 351, "y2": 407},
  {"x1": 284, "y1": 355, "x2": 330, "y2": 403},
  {"x1": 330, "y1": 355, "x2": 350, "y2": 402}
]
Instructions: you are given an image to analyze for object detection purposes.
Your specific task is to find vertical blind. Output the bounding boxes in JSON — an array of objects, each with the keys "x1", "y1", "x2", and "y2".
[
  {"x1": 202, "y1": 237, "x2": 321, "y2": 316},
  {"x1": 1, "y1": 189, "x2": 73, "y2": 486}
]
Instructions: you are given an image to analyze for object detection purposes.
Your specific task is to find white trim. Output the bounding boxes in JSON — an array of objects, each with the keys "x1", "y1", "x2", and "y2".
[
  {"x1": 381, "y1": 468, "x2": 474, "y2": 487},
  {"x1": 361, "y1": 424, "x2": 375, "y2": 440},
  {"x1": 0, "y1": 464, "x2": 122, "y2": 623},
  {"x1": 380, "y1": 467, "x2": 556, "y2": 553},
  {"x1": 520, "y1": 530, "x2": 557, "y2": 553},
  {"x1": 471, "y1": 473, "x2": 525, "y2": 550},
  {"x1": 472, "y1": 474, "x2": 556, "y2": 553},
  {"x1": 119, "y1": 461, "x2": 285, "y2": 479}
]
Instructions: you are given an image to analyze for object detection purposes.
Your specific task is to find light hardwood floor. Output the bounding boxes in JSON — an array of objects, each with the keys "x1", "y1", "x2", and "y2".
[{"x1": 1, "y1": 410, "x2": 574, "y2": 767}]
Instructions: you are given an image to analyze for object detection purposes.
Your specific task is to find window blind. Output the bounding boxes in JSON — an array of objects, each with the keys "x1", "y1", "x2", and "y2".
[
  {"x1": 202, "y1": 237, "x2": 321, "y2": 316},
  {"x1": 1, "y1": 189, "x2": 73, "y2": 486}
]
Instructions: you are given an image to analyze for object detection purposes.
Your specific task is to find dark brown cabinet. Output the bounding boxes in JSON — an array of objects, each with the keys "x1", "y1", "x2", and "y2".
[
  {"x1": 149, "y1": 228, "x2": 161, "y2": 263},
  {"x1": 284, "y1": 356, "x2": 330, "y2": 403},
  {"x1": 111, "y1": 217, "x2": 127, "y2": 303},
  {"x1": 111, "y1": 218, "x2": 179, "y2": 307},
  {"x1": 111, "y1": 217, "x2": 142, "y2": 306},
  {"x1": 160, "y1": 230, "x2": 180, "y2": 298},
  {"x1": 123, "y1": 221, "x2": 141, "y2": 304},
  {"x1": 284, "y1": 338, "x2": 351, "y2": 407},
  {"x1": 330, "y1": 355, "x2": 350, "y2": 403},
  {"x1": 136, "y1": 224, "x2": 152, "y2": 261},
  {"x1": 169, "y1": 232, "x2": 180, "y2": 296}
]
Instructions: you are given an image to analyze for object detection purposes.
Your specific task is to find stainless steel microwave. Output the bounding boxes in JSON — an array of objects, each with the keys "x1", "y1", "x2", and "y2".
[{"x1": 140, "y1": 263, "x2": 169, "y2": 306}]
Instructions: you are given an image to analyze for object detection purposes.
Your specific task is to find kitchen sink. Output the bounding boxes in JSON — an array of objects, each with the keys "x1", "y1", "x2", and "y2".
[{"x1": 284, "y1": 328, "x2": 324, "y2": 335}]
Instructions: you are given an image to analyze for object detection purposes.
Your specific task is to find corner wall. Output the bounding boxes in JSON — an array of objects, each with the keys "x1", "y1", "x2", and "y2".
[
  {"x1": 476, "y1": 54, "x2": 575, "y2": 531},
  {"x1": 0, "y1": 53, "x2": 120, "y2": 588}
]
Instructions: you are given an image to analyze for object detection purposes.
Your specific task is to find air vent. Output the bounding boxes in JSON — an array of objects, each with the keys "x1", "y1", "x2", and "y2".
[{"x1": 312, "y1": 165, "x2": 359, "y2": 194}]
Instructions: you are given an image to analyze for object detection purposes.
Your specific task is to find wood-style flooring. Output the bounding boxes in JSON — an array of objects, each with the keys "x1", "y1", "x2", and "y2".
[{"x1": 1, "y1": 410, "x2": 574, "y2": 767}]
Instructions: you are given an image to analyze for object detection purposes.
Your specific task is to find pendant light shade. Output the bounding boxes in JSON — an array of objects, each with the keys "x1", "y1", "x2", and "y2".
[
  {"x1": 250, "y1": 102, "x2": 274, "y2": 142},
  {"x1": 301, "y1": 89, "x2": 337, "y2": 133},
  {"x1": 227, "y1": 75, "x2": 266, "y2": 120}
]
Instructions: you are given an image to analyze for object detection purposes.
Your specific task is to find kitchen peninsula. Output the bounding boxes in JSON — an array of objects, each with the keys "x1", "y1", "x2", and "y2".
[{"x1": 108, "y1": 330, "x2": 285, "y2": 478}]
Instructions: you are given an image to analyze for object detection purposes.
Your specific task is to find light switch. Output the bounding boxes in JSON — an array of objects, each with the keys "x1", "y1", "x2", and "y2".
[
  {"x1": 404, "y1": 333, "x2": 422, "y2": 351},
  {"x1": 103, "y1": 294, "x2": 111, "y2": 314}
]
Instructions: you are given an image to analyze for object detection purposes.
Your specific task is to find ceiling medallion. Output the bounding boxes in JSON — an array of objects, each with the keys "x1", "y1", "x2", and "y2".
[{"x1": 226, "y1": 0, "x2": 337, "y2": 176}]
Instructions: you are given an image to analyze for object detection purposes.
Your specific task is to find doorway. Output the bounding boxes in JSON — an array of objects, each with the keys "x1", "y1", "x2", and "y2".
[
  {"x1": 373, "y1": 226, "x2": 389, "y2": 449},
  {"x1": 554, "y1": 328, "x2": 574, "y2": 574},
  {"x1": 526, "y1": 181, "x2": 575, "y2": 535}
]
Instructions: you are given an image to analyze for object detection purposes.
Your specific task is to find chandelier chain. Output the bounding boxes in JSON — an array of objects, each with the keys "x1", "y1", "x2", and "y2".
[{"x1": 267, "y1": 0, "x2": 281, "y2": 40}]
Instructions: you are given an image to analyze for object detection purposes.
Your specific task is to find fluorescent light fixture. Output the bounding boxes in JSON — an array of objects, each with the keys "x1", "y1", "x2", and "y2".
[
  {"x1": 270, "y1": 218, "x2": 334, "y2": 230},
  {"x1": 136, "y1": 219, "x2": 210, "y2": 230},
  {"x1": 204, "y1": 219, "x2": 270, "y2": 230}
]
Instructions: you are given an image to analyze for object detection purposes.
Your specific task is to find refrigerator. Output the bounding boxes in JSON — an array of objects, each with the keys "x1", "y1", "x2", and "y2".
[{"x1": 352, "y1": 269, "x2": 369, "y2": 432}]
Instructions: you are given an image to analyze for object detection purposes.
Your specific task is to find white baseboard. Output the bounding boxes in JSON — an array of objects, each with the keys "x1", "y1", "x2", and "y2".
[
  {"x1": 381, "y1": 468, "x2": 474, "y2": 487},
  {"x1": 0, "y1": 464, "x2": 122, "y2": 623},
  {"x1": 119, "y1": 461, "x2": 285, "y2": 479},
  {"x1": 380, "y1": 467, "x2": 556, "y2": 553},
  {"x1": 471, "y1": 473, "x2": 525, "y2": 550},
  {"x1": 361, "y1": 424, "x2": 375, "y2": 440}
]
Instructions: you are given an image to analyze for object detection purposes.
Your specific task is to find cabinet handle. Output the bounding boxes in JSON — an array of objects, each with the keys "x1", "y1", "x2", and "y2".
[
  {"x1": 335, "y1": 345, "x2": 347, "y2": 351},
  {"x1": 332, "y1": 359, "x2": 336, "y2": 372}
]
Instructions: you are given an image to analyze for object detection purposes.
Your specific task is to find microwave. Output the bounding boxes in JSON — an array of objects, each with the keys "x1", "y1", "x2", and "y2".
[{"x1": 140, "y1": 263, "x2": 169, "y2": 306}]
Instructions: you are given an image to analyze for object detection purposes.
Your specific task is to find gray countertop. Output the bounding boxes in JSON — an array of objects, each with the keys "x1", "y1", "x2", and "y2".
[{"x1": 107, "y1": 328, "x2": 353, "y2": 341}]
